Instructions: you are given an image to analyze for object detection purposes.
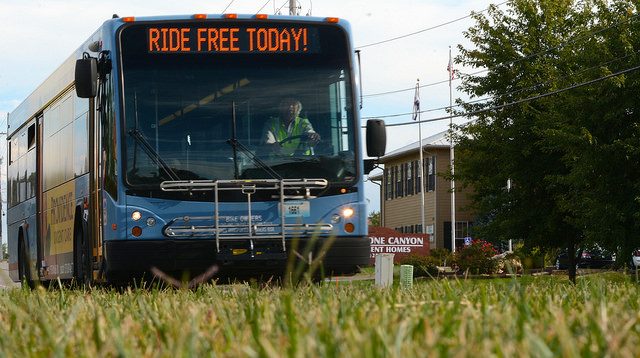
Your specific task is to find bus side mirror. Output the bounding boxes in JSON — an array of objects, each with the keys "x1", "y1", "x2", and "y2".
[
  {"x1": 75, "y1": 57, "x2": 97, "y2": 98},
  {"x1": 366, "y1": 119, "x2": 386, "y2": 157}
]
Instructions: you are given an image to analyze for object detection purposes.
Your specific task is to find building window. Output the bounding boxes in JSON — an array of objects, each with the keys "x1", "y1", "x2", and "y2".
[
  {"x1": 455, "y1": 221, "x2": 473, "y2": 239},
  {"x1": 406, "y1": 162, "x2": 413, "y2": 196},
  {"x1": 395, "y1": 165, "x2": 403, "y2": 198},
  {"x1": 415, "y1": 160, "x2": 421, "y2": 193},
  {"x1": 384, "y1": 167, "x2": 392, "y2": 200},
  {"x1": 391, "y1": 165, "x2": 396, "y2": 199},
  {"x1": 427, "y1": 156, "x2": 436, "y2": 192},
  {"x1": 415, "y1": 224, "x2": 423, "y2": 234}
]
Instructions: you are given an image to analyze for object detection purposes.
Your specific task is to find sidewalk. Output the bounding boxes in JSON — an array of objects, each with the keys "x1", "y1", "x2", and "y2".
[{"x1": 0, "y1": 261, "x2": 19, "y2": 289}]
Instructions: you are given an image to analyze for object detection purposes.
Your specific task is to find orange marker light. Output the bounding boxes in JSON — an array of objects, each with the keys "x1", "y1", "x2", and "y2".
[
  {"x1": 224, "y1": 13, "x2": 238, "y2": 19},
  {"x1": 344, "y1": 223, "x2": 355, "y2": 233},
  {"x1": 325, "y1": 17, "x2": 339, "y2": 23},
  {"x1": 340, "y1": 188, "x2": 347, "y2": 194},
  {"x1": 255, "y1": 14, "x2": 268, "y2": 19},
  {"x1": 132, "y1": 226, "x2": 143, "y2": 237},
  {"x1": 122, "y1": 16, "x2": 135, "y2": 22},
  {"x1": 194, "y1": 14, "x2": 207, "y2": 19},
  {"x1": 111, "y1": 223, "x2": 117, "y2": 231}
]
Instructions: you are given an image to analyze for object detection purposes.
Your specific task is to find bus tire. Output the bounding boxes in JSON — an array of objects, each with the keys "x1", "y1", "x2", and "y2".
[
  {"x1": 73, "y1": 219, "x2": 91, "y2": 286},
  {"x1": 18, "y1": 237, "x2": 35, "y2": 289}
]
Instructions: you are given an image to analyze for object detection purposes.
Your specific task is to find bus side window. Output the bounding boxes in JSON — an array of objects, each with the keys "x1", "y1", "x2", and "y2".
[
  {"x1": 28, "y1": 124, "x2": 35, "y2": 149},
  {"x1": 18, "y1": 130, "x2": 28, "y2": 203},
  {"x1": 8, "y1": 148, "x2": 16, "y2": 207},
  {"x1": 25, "y1": 123, "x2": 36, "y2": 199}
]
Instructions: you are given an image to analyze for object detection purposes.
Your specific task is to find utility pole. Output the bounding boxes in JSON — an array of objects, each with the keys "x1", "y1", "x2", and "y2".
[
  {"x1": 414, "y1": 80, "x2": 426, "y2": 236},
  {"x1": 448, "y1": 46, "x2": 456, "y2": 253}
]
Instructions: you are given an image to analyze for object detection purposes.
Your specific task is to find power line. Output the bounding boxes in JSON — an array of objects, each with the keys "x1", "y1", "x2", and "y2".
[
  {"x1": 365, "y1": 48, "x2": 640, "y2": 120},
  {"x1": 275, "y1": 0, "x2": 289, "y2": 15},
  {"x1": 482, "y1": 49, "x2": 640, "y2": 102},
  {"x1": 363, "y1": 105, "x2": 449, "y2": 120},
  {"x1": 221, "y1": 0, "x2": 236, "y2": 13},
  {"x1": 362, "y1": 63, "x2": 640, "y2": 128},
  {"x1": 256, "y1": 0, "x2": 271, "y2": 14},
  {"x1": 362, "y1": 10, "x2": 640, "y2": 98},
  {"x1": 461, "y1": 12, "x2": 640, "y2": 80},
  {"x1": 355, "y1": 1, "x2": 508, "y2": 49},
  {"x1": 363, "y1": 69, "x2": 488, "y2": 98},
  {"x1": 364, "y1": 78, "x2": 451, "y2": 98}
]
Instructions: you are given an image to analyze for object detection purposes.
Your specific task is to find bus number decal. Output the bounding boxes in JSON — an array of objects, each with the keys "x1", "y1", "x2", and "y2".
[{"x1": 282, "y1": 201, "x2": 310, "y2": 218}]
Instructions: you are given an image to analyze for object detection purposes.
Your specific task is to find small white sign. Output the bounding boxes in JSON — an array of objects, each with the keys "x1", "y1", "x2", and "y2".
[
  {"x1": 426, "y1": 225, "x2": 434, "y2": 234},
  {"x1": 282, "y1": 201, "x2": 311, "y2": 217}
]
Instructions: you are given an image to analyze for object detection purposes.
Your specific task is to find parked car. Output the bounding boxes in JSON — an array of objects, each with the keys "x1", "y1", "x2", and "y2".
[
  {"x1": 632, "y1": 248, "x2": 640, "y2": 268},
  {"x1": 555, "y1": 246, "x2": 616, "y2": 270}
]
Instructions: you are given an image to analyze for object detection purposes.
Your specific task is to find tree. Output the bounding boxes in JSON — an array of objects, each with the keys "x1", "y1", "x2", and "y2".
[
  {"x1": 368, "y1": 211, "x2": 381, "y2": 227},
  {"x1": 547, "y1": 1, "x2": 640, "y2": 269},
  {"x1": 453, "y1": 0, "x2": 640, "y2": 282}
]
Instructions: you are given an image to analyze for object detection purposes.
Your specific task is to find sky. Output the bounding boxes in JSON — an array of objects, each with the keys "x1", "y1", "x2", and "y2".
[{"x1": 0, "y1": 0, "x2": 500, "y2": 244}]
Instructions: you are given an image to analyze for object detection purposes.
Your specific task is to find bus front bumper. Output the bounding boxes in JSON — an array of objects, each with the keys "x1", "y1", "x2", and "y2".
[{"x1": 103, "y1": 236, "x2": 370, "y2": 280}]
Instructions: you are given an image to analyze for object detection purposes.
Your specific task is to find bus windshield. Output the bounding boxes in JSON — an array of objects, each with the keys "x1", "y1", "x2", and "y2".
[{"x1": 119, "y1": 21, "x2": 357, "y2": 189}]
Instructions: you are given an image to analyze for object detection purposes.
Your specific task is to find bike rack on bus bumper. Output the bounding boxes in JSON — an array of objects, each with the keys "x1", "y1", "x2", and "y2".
[{"x1": 159, "y1": 179, "x2": 333, "y2": 253}]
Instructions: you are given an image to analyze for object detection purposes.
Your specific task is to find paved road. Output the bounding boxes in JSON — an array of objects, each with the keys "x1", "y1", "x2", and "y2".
[{"x1": 0, "y1": 261, "x2": 19, "y2": 289}]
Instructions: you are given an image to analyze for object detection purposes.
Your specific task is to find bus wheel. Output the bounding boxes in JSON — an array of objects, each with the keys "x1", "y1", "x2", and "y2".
[
  {"x1": 74, "y1": 223, "x2": 91, "y2": 287},
  {"x1": 18, "y1": 238, "x2": 34, "y2": 289}
]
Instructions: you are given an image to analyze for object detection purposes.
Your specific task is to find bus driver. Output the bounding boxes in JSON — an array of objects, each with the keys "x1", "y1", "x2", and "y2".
[{"x1": 263, "y1": 98, "x2": 320, "y2": 155}]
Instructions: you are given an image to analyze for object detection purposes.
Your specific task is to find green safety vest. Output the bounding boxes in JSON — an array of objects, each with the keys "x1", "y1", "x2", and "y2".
[{"x1": 268, "y1": 116, "x2": 313, "y2": 156}]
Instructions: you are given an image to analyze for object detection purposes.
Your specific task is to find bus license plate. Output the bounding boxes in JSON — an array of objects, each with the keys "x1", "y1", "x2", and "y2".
[{"x1": 282, "y1": 201, "x2": 310, "y2": 217}]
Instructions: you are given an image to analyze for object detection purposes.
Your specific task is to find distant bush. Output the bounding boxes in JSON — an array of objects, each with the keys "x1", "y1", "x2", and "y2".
[
  {"x1": 430, "y1": 248, "x2": 454, "y2": 266},
  {"x1": 494, "y1": 252, "x2": 523, "y2": 274},
  {"x1": 514, "y1": 246, "x2": 546, "y2": 270},
  {"x1": 455, "y1": 239, "x2": 499, "y2": 274},
  {"x1": 398, "y1": 254, "x2": 440, "y2": 277}
]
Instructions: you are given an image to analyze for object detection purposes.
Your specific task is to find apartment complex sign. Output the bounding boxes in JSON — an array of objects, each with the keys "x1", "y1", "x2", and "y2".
[{"x1": 369, "y1": 227, "x2": 430, "y2": 264}]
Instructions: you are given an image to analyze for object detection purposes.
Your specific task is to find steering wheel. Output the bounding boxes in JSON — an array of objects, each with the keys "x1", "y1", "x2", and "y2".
[
  {"x1": 278, "y1": 134, "x2": 315, "y2": 156},
  {"x1": 278, "y1": 134, "x2": 310, "y2": 145}
]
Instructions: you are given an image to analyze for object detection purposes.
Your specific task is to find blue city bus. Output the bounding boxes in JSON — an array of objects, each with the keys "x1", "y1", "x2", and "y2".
[{"x1": 7, "y1": 13, "x2": 385, "y2": 284}]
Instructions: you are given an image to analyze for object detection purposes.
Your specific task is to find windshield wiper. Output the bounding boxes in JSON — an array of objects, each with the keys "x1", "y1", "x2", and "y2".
[
  {"x1": 227, "y1": 101, "x2": 282, "y2": 180},
  {"x1": 128, "y1": 128, "x2": 181, "y2": 181}
]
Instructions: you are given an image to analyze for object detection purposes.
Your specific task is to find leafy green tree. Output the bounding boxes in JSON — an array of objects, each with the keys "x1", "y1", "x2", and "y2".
[
  {"x1": 546, "y1": 1, "x2": 640, "y2": 269},
  {"x1": 368, "y1": 211, "x2": 381, "y2": 227},
  {"x1": 453, "y1": 0, "x2": 640, "y2": 281}
]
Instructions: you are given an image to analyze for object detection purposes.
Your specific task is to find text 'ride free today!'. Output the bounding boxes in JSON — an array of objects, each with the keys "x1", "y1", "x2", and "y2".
[{"x1": 147, "y1": 26, "x2": 313, "y2": 53}]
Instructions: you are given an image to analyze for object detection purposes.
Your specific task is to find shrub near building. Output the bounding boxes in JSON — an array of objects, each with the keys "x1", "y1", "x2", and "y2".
[
  {"x1": 455, "y1": 239, "x2": 499, "y2": 275},
  {"x1": 399, "y1": 254, "x2": 441, "y2": 277}
]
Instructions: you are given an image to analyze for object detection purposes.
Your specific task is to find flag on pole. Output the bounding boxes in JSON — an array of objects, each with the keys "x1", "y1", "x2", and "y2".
[
  {"x1": 412, "y1": 80, "x2": 420, "y2": 121},
  {"x1": 447, "y1": 58, "x2": 455, "y2": 80}
]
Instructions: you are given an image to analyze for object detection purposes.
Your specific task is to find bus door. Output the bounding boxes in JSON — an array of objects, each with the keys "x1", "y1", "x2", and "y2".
[{"x1": 35, "y1": 114, "x2": 44, "y2": 278}]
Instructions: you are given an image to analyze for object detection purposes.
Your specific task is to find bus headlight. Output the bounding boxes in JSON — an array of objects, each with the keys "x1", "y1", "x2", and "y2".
[
  {"x1": 146, "y1": 217, "x2": 156, "y2": 227},
  {"x1": 131, "y1": 211, "x2": 142, "y2": 221},
  {"x1": 342, "y1": 207, "x2": 354, "y2": 219},
  {"x1": 331, "y1": 214, "x2": 341, "y2": 224}
]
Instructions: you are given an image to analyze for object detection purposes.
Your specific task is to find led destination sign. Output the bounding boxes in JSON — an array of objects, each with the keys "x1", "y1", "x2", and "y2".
[{"x1": 147, "y1": 26, "x2": 318, "y2": 54}]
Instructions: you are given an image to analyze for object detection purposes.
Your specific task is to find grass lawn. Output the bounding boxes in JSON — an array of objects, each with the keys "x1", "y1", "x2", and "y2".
[{"x1": 0, "y1": 273, "x2": 638, "y2": 356}]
